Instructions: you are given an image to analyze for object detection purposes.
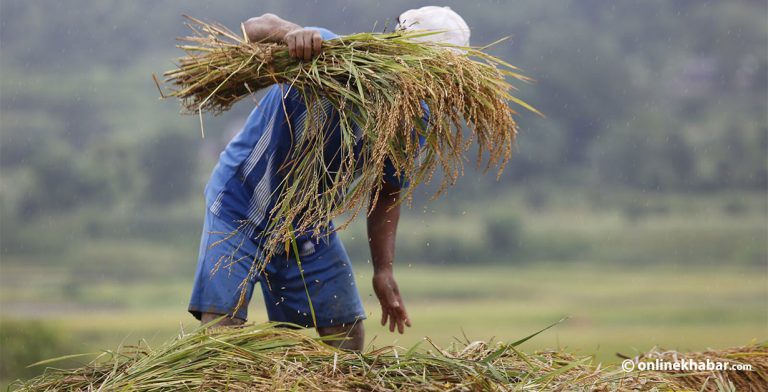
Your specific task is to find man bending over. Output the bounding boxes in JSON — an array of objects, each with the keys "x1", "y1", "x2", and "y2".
[{"x1": 188, "y1": 6, "x2": 470, "y2": 351}]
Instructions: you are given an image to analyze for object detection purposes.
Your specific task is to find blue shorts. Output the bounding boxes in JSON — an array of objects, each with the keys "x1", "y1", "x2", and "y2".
[{"x1": 188, "y1": 210, "x2": 366, "y2": 328}]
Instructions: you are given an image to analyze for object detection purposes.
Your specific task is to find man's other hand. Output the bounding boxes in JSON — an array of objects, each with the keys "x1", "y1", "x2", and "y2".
[
  {"x1": 284, "y1": 28, "x2": 323, "y2": 61},
  {"x1": 372, "y1": 271, "x2": 411, "y2": 334}
]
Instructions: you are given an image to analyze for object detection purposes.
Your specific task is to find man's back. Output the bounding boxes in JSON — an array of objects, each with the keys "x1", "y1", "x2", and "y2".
[{"x1": 206, "y1": 84, "x2": 334, "y2": 239}]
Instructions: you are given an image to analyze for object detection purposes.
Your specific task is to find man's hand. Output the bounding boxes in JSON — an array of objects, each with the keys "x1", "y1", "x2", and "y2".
[
  {"x1": 283, "y1": 28, "x2": 323, "y2": 61},
  {"x1": 243, "y1": 14, "x2": 323, "y2": 61},
  {"x1": 373, "y1": 271, "x2": 411, "y2": 334},
  {"x1": 368, "y1": 181, "x2": 408, "y2": 333}
]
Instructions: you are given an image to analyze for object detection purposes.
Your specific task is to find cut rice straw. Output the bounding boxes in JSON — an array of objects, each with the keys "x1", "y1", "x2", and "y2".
[{"x1": 12, "y1": 322, "x2": 766, "y2": 391}]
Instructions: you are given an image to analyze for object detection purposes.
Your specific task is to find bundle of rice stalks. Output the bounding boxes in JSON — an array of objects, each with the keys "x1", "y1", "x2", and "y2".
[
  {"x1": 158, "y1": 16, "x2": 538, "y2": 270},
  {"x1": 11, "y1": 322, "x2": 696, "y2": 392}
]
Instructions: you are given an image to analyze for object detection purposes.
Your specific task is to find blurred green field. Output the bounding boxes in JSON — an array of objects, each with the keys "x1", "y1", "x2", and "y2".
[
  {"x1": 1, "y1": 190, "x2": 766, "y2": 385},
  {"x1": 2, "y1": 263, "x2": 765, "y2": 385}
]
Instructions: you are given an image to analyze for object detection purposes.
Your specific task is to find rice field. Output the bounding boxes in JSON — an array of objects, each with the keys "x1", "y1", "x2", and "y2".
[
  {"x1": 2, "y1": 263, "x2": 764, "y2": 360},
  {"x1": 1, "y1": 191, "x2": 765, "y2": 386}
]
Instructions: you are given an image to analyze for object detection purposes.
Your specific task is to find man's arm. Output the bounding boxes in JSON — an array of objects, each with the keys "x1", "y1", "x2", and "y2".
[
  {"x1": 368, "y1": 182, "x2": 412, "y2": 334},
  {"x1": 243, "y1": 13, "x2": 323, "y2": 60}
]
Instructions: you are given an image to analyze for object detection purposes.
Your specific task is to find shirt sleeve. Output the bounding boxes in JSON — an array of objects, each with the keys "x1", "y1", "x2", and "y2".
[{"x1": 381, "y1": 102, "x2": 430, "y2": 189}]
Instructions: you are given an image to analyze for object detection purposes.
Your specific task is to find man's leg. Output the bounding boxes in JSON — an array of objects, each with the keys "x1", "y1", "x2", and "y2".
[
  {"x1": 188, "y1": 210, "x2": 259, "y2": 324},
  {"x1": 260, "y1": 235, "x2": 368, "y2": 350},
  {"x1": 200, "y1": 312, "x2": 245, "y2": 327},
  {"x1": 318, "y1": 320, "x2": 365, "y2": 351}
]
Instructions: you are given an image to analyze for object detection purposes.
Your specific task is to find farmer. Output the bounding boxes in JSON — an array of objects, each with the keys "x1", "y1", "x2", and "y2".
[{"x1": 188, "y1": 6, "x2": 471, "y2": 351}]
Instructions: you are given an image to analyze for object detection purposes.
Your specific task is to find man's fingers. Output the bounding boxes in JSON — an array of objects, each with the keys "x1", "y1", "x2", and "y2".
[
  {"x1": 398, "y1": 306, "x2": 411, "y2": 328},
  {"x1": 312, "y1": 32, "x2": 322, "y2": 57},
  {"x1": 381, "y1": 304, "x2": 410, "y2": 334},
  {"x1": 396, "y1": 305, "x2": 410, "y2": 332},
  {"x1": 284, "y1": 29, "x2": 323, "y2": 60},
  {"x1": 396, "y1": 316, "x2": 405, "y2": 334},
  {"x1": 302, "y1": 34, "x2": 313, "y2": 60},
  {"x1": 374, "y1": 275, "x2": 410, "y2": 334},
  {"x1": 296, "y1": 34, "x2": 305, "y2": 60}
]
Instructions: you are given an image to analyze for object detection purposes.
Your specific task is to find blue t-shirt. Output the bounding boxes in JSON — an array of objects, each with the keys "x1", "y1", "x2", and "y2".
[{"x1": 205, "y1": 27, "x2": 426, "y2": 243}]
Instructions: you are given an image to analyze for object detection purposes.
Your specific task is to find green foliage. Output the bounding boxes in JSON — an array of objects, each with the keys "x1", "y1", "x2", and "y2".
[
  {"x1": 15, "y1": 141, "x2": 113, "y2": 218},
  {"x1": 591, "y1": 110, "x2": 695, "y2": 189},
  {"x1": 0, "y1": 320, "x2": 74, "y2": 381},
  {"x1": 485, "y1": 214, "x2": 524, "y2": 254},
  {"x1": 140, "y1": 131, "x2": 199, "y2": 205}
]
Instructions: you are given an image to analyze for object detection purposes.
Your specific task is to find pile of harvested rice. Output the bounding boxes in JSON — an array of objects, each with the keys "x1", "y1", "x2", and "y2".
[
  {"x1": 157, "y1": 17, "x2": 538, "y2": 311},
  {"x1": 12, "y1": 323, "x2": 766, "y2": 391}
]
